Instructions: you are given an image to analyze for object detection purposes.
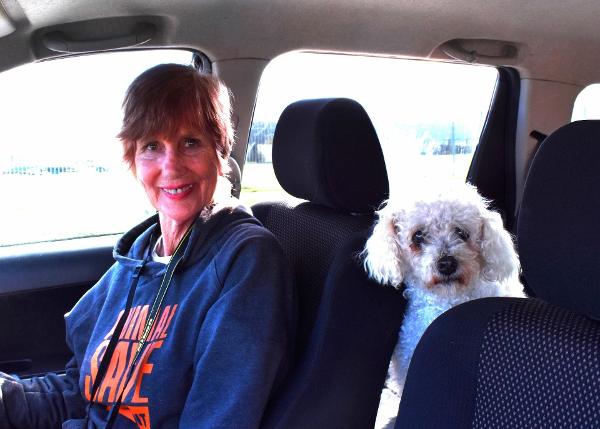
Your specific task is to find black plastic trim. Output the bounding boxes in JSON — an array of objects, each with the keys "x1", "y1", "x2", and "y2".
[
  {"x1": 0, "y1": 236, "x2": 116, "y2": 295},
  {"x1": 467, "y1": 67, "x2": 520, "y2": 233}
]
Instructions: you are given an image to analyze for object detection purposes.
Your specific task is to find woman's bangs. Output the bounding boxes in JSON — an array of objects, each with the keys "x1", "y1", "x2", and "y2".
[{"x1": 139, "y1": 96, "x2": 207, "y2": 142}]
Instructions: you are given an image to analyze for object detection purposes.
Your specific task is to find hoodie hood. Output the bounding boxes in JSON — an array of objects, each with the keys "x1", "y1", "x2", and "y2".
[{"x1": 113, "y1": 202, "x2": 261, "y2": 270}]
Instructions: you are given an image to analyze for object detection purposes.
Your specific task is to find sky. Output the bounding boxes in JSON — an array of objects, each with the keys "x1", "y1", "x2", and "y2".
[
  {"x1": 253, "y1": 52, "x2": 498, "y2": 125},
  {"x1": 0, "y1": 49, "x2": 192, "y2": 168}
]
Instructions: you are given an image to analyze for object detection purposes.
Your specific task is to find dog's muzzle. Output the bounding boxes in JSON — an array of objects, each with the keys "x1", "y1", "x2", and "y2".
[{"x1": 437, "y1": 255, "x2": 458, "y2": 275}]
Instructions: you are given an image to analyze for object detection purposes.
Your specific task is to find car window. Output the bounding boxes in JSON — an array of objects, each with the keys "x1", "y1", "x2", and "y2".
[
  {"x1": 242, "y1": 52, "x2": 498, "y2": 206},
  {"x1": 0, "y1": 49, "x2": 194, "y2": 247},
  {"x1": 572, "y1": 84, "x2": 600, "y2": 120}
]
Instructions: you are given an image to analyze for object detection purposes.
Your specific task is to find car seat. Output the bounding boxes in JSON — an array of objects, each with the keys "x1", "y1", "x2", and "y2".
[
  {"x1": 227, "y1": 156, "x2": 242, "y2": 198},
  {"x1": 394, "y1": 120, "x2": 600, "y2": 428},
  {"x1": 254, "y1": 98, "x2": 406, "y2": 428}
]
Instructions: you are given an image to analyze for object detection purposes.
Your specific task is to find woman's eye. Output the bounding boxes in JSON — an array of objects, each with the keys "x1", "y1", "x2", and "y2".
[
  {"x1": 455, "y1": 227, "x2": 470, "y2": 241},
  {"x1": 141, "y1": 142, "x2": 159, "y2": 152},
  {"x1": 412, "y1": 229, "x2": 425, "y2": 246},
  {"x1": 183, "y1": 138, "x2": 200, "y2": 148}
]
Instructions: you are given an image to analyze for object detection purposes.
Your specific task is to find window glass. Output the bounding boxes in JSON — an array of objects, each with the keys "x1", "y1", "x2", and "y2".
[
  {"x1": 572, "y1": 84, "x2": 600, "y2": 120},
  {"x1": 0, "y1": 50, "x2": 194, "y2": 246},
  {"x1": 242, "y1": 52, "x2": 498, "y2": 206}
]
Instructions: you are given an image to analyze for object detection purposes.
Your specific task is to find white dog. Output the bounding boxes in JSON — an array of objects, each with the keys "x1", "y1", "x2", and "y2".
[{"x1": 362, "y1": 184, "x2": 522, "y2": 428}]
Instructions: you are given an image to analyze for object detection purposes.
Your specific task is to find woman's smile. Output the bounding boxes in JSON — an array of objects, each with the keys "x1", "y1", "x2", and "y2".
[{"x1": 161, "y1": 184, "x2": 195, "y2": 199}]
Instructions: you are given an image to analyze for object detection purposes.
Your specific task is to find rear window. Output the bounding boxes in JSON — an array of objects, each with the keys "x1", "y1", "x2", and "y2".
[
  {"x1": 0, "y1": 49, "x2": 194, "y2": 246},
  {"x1": 242, "y1": 52, "x2": 498, "y2": 206}
]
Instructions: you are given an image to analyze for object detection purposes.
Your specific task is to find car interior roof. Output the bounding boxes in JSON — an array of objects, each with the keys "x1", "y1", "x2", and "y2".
[{"x1": 0, "y1": 0, "x2": 599, "y2": 86}]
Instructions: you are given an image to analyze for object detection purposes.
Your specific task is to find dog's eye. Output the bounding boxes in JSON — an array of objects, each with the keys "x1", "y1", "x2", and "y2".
[
  {"x1": 455, "y1": 227, "x2": 470, "y2": 241},
  {"x1": 412, "y1": 230, "x2": 425, "y2": 246}
]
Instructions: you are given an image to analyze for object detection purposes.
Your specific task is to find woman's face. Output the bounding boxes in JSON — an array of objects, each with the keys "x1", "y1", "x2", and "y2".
[{"x1": 134, "y1": 129, "x2": 221, "y2": 227}]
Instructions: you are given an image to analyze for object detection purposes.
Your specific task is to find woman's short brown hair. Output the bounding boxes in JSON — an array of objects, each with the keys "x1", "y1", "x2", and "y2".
[{"x1": 118, "y1": 63, "x2": 234, "y2": 173}]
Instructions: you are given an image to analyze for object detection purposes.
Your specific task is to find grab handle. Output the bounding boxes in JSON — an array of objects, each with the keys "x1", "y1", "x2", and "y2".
[{"x1": 42, "y1": 23, "x2": 155, "y2": 53}]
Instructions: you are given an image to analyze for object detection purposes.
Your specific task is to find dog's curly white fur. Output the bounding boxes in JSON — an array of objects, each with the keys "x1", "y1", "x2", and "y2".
[{"x1": 363, "y1": 184, "x2": 522, "y2": 401}]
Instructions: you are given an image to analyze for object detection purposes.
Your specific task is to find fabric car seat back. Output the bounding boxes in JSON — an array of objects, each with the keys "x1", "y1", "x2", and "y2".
[
  {"x1": 253, "y1": 97, "x2": 390, "y2": 353},
  {"x1": 395, "y1": 120, "x2": 600, "y2": 428},
  {"x1": 254, "y1": 98, "x2": 406, "y2": 428}
]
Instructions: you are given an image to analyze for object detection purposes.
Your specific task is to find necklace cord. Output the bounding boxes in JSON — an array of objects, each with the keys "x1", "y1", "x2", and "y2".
[{"x1": 84, "y1": 223, "x2": 194, "y2": 428}]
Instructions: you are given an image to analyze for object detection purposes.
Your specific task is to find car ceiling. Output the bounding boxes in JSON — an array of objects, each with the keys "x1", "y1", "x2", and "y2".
[{"x1": 0, "y1": 0, "x2": 598, "y2": 86}]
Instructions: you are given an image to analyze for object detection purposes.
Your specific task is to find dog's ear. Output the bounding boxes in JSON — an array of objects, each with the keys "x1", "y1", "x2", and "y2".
[
  {"x1": 361, "y1": 206, "x2": 406, "y2": 288},
  {"x1": 479, "y1": 209, "x2": 520, "y2": 285}
]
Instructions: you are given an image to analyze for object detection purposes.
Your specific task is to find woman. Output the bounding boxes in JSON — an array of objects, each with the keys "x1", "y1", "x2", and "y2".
[{"x1": 0, "y1": 64, "x2": 296, "y2": 428}]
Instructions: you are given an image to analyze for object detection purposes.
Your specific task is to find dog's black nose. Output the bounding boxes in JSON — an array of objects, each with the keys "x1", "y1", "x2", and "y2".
[{"x1": 437, "y1": 255, "x2": 458, "y2": 275}]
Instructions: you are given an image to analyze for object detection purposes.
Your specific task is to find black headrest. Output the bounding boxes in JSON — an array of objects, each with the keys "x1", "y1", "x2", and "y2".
[
  {"x1": 518, "y1": 120, "x2": 600, "y2": 320},
  {"x1": 272, "y1": 98, "x2": 389, "y2": 213}
]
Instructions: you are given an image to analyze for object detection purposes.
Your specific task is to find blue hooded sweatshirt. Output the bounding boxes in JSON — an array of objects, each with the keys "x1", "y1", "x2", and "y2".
[{"x1": 0, "y1": 205, "x2": 296, "y2": 428}]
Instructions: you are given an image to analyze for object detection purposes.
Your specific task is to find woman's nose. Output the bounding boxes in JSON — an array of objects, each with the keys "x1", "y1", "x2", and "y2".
[{"x1": 161, "y1": 146, "x2": 182, "y2": 171}]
